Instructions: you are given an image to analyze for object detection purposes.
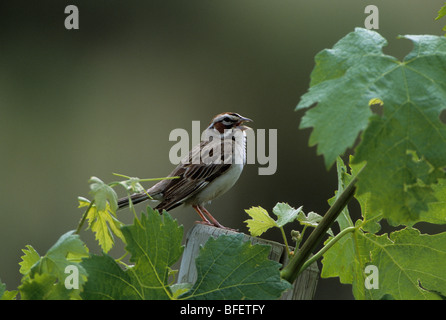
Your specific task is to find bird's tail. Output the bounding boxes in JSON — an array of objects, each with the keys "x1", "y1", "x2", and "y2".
[{"x1": 117, "y1": 192, "x2": 151, "y2": 209}]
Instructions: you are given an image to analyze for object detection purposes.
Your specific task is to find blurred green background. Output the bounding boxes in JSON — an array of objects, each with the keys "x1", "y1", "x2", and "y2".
[{"x1": 0, "y1": 0, "x2": 444, "y2": 299}]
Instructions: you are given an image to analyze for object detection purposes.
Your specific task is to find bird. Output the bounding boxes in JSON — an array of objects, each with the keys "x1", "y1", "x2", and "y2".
[{"x1": 117, "y1": 112, "x2": 253, "y2": 229}]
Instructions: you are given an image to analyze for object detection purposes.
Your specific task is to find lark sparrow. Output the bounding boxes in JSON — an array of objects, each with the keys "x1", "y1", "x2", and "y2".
[{"x1": 117, "y1": 112, "x2": 252, "y2": 229}]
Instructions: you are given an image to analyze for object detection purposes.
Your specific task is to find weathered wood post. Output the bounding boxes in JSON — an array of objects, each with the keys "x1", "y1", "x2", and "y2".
[{"x1": 177, "y1": 224, "x2": 319, "y2": 300}]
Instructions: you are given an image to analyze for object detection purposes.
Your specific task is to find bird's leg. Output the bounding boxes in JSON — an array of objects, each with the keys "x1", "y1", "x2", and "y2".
[
  {"x1": 199, "y1": 205, "x2": 237, "y2": 231},
  {"x1": 192, "y1": 205, "x2": 213, "y2": 226}
]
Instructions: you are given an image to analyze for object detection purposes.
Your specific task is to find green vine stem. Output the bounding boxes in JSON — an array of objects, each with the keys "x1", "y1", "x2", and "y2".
[
  {"x1": 75, "y1": 199, "x2": 95, "y2": 235},
  {"x1": 298, "y1": 226, "x2": 356, "y2": 276},
  {"x1": 279, "y1": 227, "x2": 292, "y2": 257},
  {"x1": 280, "y1": 169, "x2": 360, "y2": 283}
]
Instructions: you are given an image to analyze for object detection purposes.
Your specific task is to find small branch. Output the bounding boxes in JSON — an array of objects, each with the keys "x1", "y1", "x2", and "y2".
[
  {"x1": 280, "y1": 171, "x2": 360, "y2": 283},
  {"x1": 279, "y1": 227, "x2": 292, "y2": 257},
  {"x1": 75, "y1": 200, "x2": 94, "y2": 235},
  {"x1": 298, "y1": 226, "x2": 356, "y2": 275}
]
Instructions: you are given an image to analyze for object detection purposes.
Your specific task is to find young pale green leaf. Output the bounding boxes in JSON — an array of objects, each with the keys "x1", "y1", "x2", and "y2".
[
  {"x1": 116, "y1": 177, "x2": 146, "y2": 194},
  {"x1": 297, "y1": 28, "x2": 446, "y2": 226},
  {"x1": 180, "y1": 234, "x2": 291, "y2": 300},
  {"x1": 272, "y1": 202, "x2": 302, "y2": 227},
  {"x1": 297, "y1": 211, "x2": 334, "y2": 237},
  {"x1": 79, "y1": 198, "x2": 125, "y2": 253},
  {"x1": 436, "y1": 2, "x2": 446, "y2": 32},
  {"x1": 244, "y1": 206, "x2": 278, "y2": 236},
  {"x1": 19, "y1": 245, "x2": 40, "y2": 276},
  {"x1": 437, "y1": 2, "x2": 446, "y2": 20},
  {"x1": 89, "y1": 176, "x2": 118, "y2": 212},
  {"x1": 0, "y1": 280, "x2": 17, "y2": 300}
]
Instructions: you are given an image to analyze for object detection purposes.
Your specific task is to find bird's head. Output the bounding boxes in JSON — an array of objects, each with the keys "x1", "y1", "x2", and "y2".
[{"x1": 207, "y1": 112, "x2": 253, "y2": 135}]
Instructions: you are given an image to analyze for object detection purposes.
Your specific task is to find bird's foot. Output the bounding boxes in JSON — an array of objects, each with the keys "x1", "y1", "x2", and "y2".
[
  {"x1": 195, "y1": 220, "x2": 215, "y2": 226},
  {"x1": 194, "y1": 221, "x2": 238, "y2": 232}
]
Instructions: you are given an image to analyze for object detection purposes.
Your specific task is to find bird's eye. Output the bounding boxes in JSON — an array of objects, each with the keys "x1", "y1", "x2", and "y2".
[{"x1": 223, "y1": 117, "x2": 231, "y2": 122}]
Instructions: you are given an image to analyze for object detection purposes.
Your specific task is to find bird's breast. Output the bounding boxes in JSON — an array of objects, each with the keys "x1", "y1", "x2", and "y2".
[{"x1": 190, "y1": 163, "x2": 244, "y2": 205}]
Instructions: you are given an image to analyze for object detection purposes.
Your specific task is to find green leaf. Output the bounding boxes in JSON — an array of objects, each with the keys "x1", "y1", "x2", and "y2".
[
  {"x1": 24, "y1": 231, "x2": 89, "y2": 281},
  {"x1": 296, "y1": 28, "x2": 386, "y2": 167},
  {"x1": 0, "y1": 280, "x2": 17, "y2": 300},
  {"x1": 323, "y1": 157, "x2": 446, "y2": 299},
  {"x1": 89, "y1": 176, "x2": 118, "y2": 212},
  {"x1": 435, "y1": 2, "x2": 446, "y2": 33},
  {"x1": 244, "y1": 206, "x2": 277, "y2": 236},
  {"x1": 322, "y1": 227, "x2": 446, "y2": 300},
  {"x1": 425, "y1": 178, "x2": 446, "y2": 224},
  {"x1": 19, "y1": 245, "x2": 40, "y2": 276},
  {"x1": 79, "y1": 197, "x2": 125, "y2": 253},
  {"x1": 297, "y1": 211, "x2": 334, "y2": 237},
  {"x1": 272, "y1": 202, "x2": 302, "y2": 227},
  {"x1": 180, "y1": 234, "x2": 291, "y2": 300},
  {"x1": 436, "y1": 3, "x2": 446, "y2": 21},
  {"x1": 19, "y1": 273, "x2": 71, "y2": 300},
  {"x1": 18, "y1": 231, "x2": 89, "y2": 300},
  {"x1": 121, "y1": 207, "x2": 184, "y2": 299},
  {"x1": 113, "y1": 174, "x2": 147, "y2": 194},
  {"x1": 297, "y1": 28, "x2": 446, "y2": 226},
  {"x1": 244, "y1": 203, "x2": 306, "y2": 237},
  {"x1": 362, "y1": 228, "x2": 446, "y2": 300},
  {"x1": 170, "y1": 283, "x2": 193, "y2": 299},
  {"x1": 81, "y1": 254, "x2": 141, "y2": 300},
  {"x1": 84, "y1": 176, "x2": 123, "y2": 252}
]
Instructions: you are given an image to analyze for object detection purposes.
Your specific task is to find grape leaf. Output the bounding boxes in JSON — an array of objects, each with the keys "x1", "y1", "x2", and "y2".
[
  {"x1": 82, "y1": 207, "x2": 184, "y2": 300},
  {"x1": 322, "y1": 227, "x2": 446, "y2": 300},
  {"x1": 180, "y1": 234, "x2": 291, "y2": 300},
  {"x1": 296, "y1": 28, "x2": 385, "y2": 167},
  {"x1": 121, "y1": 207, "x2": 184, "y2": 299},
  {"x1": 19, "y1": 245, "x2": 40, "y2": 276},
  {"x1": 245, "y1": 203, "x2": 330, "y2": 237},
  {"x1": 436, "y1": 2, "x2": 446, "y2": 33},
  {"x1": 323, "y1": 158, "x2": 446, "y2": 299},
  {"x1": 81, "y1": 254, "x2": 140, "y2": 300},
  {"x1": 89, "y1": 176, "x2": 118, "y2": 212},
  {"x1": 437, "y1": 2, "x2": 446, "y2": 20},
  {"x1": 244, "y1": 206, "x2": 277, "y2": 236},
  {"x1": 244, "y1": 203, "x2": 303, "y2": 237},
  {"x1": 297, "y1": 28, "x2": 446, "y2": 226},
  {"x1": 272, "y1": 202, "x2": 303, "y2": 227},
  {"x1": 0, "y1": 280, "x2": 17, "y2": 300},
  {"x1": 19, "y1": 273, "x2": 72, "y2": 300},
  {"x1": 78, "y1": 197, "x2": 125, "y2": 253},
  {"x1": 18, "y1": 231, "x2": 89, "y2": 300}
]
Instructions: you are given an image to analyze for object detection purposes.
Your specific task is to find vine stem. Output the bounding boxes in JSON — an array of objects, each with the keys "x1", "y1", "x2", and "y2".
[
  {"x1": 280, "y1": 169, "x2": 360, "y2": 283},
  {"x1": 75, "y1": 199, "x2": 95, "y2": 235},
  {"x1": 279, "y1": 227, "x2": 292, "y2": 257},
  {"x1": 298, "y1": 226, "x2": 356, "y2": 275}
]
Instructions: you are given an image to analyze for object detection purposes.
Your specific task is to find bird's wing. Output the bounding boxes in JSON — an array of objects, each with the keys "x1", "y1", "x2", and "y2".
[{"x1": 155, "y1": 139, "x2": 233, "y2": 211}]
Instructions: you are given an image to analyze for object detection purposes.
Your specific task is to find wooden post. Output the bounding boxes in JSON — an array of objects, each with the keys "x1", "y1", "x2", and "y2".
[{"x1": 177, "y1": 224, "x2": 319, "y2": 300}]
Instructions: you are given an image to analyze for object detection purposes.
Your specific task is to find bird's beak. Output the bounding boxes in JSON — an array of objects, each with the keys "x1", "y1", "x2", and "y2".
[{"x1": 238, "y1": 116, "x2": 253, "y2": 124}]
